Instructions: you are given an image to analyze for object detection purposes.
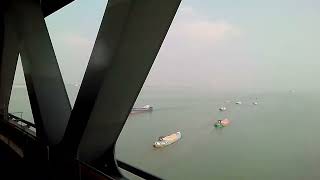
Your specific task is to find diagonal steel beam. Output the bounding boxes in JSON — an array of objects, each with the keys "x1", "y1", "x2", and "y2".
[
  {"x1": 41, "y1": 0, "x2": 75, "y2": 17},
  {"x1": 9, "y1": 0, "x2": 71, "y2": 145},
  {"x1": 62, "y1": 0, "x2": 181, "y2": 176},
  {"x1": 0, "y1": 9, "x2": 19, "y2": 118}
]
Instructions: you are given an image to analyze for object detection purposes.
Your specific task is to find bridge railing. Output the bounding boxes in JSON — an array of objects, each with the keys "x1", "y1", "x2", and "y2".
[
  {"x1": 0, "y1": 113, "x2": 162, "y2": 180},
  {"x1": 8, "y1": 113, "x2": 36, "y2": 129}
]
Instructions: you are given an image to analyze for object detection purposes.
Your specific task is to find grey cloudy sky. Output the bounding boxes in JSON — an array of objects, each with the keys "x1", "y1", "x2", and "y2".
[{"x1": 13, "y1": 0, "x2": 320, "y2": 93}]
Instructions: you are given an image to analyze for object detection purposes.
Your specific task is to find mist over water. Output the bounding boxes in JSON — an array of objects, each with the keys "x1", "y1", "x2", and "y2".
[
  {"x1": 7, "y1": 0, "x2": 320, "y2": 179},
  {"x1": 9, "y1": 83, "x2": 320, "y2": 180},
  {"x1": 116, "y1": 88, "x2": 320, "y2": 180}
]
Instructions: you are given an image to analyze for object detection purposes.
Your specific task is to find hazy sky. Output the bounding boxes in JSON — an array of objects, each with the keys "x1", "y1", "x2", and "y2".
[{"x1": 14, "y1": 0, "x2": 320, "y2": 92}]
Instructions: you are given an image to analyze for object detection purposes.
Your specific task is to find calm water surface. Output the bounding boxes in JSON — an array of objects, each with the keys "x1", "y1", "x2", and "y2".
[{"x1": 9, "y1": 86, "x2": 320, "y2": 180}]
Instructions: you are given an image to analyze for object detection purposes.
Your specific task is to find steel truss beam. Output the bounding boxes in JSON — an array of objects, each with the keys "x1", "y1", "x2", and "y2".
[
  {"x1": 41, "y1": 0, "x2": 75, "y2": 17},
  {"x1": 62, "y1": 0, "x2": 181, "y2": 177},
  {"x1": 1, "y1": 0, "x2": 181, "y2": 179},
  {"x1": 0, "y1": 10, "x2": 19, "y2": 118},
  {"x1": 8, "y1": 0, "x2": 71, "y2": 145}
]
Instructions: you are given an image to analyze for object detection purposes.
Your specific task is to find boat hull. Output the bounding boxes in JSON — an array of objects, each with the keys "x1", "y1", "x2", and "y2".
[
  {"x1": 153, "y1": 132, "x2": 181, "y2": 148},
  {"x1": 214, "y1": 119, "x2": 230, "y2": 128}
]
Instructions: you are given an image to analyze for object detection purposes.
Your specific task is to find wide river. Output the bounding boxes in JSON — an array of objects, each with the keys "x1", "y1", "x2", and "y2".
[{"x1": 9, "y1": 86, "x2": 320, "y2": 180}]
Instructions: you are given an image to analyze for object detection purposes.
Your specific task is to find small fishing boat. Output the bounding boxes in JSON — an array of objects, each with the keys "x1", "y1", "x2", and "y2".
[
  {"x1": 214, "y1": 118, "x2": 231, "y2": 128},
  {"x1": 253, "y1": 102, "x2": 258, "y2": 105},
  {"x1": 235, "y1": 101, "x2": 242, "y2": 105},
  {"x1": 214, "y1": 123, "x2": 224, "y2": 128},
  {"x1": 153, "y1": 132, "x2": 181, "y2": 148},
  {"x1": 219, "y1": 106, "x2": 227, "y2": 111}
]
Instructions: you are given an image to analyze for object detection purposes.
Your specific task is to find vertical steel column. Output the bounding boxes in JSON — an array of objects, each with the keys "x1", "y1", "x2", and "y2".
[
  {"x1": 62, "y1": 0, "x2": 181, "y2": 177},
  {"x1": 9, "y1": 0, "x2": 71, "y2": 145},
  {"x1": 0, "y1": 7, "x2": 19, "y2": 118}
]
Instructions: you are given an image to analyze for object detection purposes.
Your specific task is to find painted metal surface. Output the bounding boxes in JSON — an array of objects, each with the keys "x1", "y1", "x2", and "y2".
[
  {"x1": 0, "y1": 9, "x2": 19, "y2": 118},
  {"x1": 41, "y1": 0, "x2": 75, "y2": 17},
  {"x1": 9, "y1": 0, "x2": 71, "y2": 145},
  {"x1": 0, "y1": 0, "x2": 181, "y2": 179},
  {"x1": 62, "y1": 0, "x2": 181, "y2": 176}
]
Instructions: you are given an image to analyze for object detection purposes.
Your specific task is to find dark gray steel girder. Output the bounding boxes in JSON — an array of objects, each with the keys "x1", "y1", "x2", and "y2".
[
  {"x1": 41, "y1": 0, "x2": 75, "y2": 17},
  {"x1": 9, "y1": 0, "x2": 71, "y2": 145},
  {"x1": 62, "y1": 0, "x2": 181, "y2": 175},
  {"x1": 0, "y1": 11, "x2": 19, "y2": 116}
]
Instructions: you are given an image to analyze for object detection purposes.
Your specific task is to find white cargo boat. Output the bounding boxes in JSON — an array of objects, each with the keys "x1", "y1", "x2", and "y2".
[{"x1": 153, "y1": 132, "x2": 181, "y2": 148}]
